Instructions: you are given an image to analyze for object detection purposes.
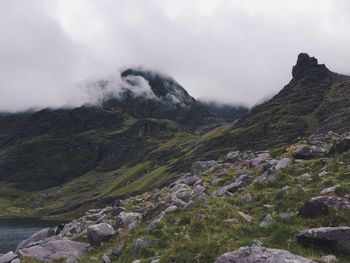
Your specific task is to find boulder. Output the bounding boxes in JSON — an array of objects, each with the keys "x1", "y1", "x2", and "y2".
[
  {"x1": 259, "y1": 213, "x2": 274, "y2": 228},
  {"x1": 320, "y1": 255, "x2": 337, "y2": 263},
  {"x1": 251, "y1": 152, "x2": 271, "y2": 168},
  {"x1": 102, "y1": 253, "x2": 111, "y2": 263},
  {"x1": 293, "y1": 145, "x2": 328, "y2": 159},
  {"x1": 18, "y1": 239, "x2": 89, "y2": 261},
  {"x1": 119, "y1": 212, "x2": 142, "y2": 225},
  {"x1": 212, "y1": 174, "x2": 253, "y2": 197},
  {"x1": 297, "y1": 227, "x2": 350, "y2": 254},
  {"x1": 169, "y1": 175, "x2": 200, "y2": 188},
  {"x1": 227, "y1": 151, "x2": 240, "y2": 160},
  {"x1": 215, "y1": 245, "x2": 316, "y2": 262},
  {"x1": 279, "y1": 212, "x2": 296, "y2": 220},
  {"x1": 16, "y1": 227, "x2": 56, "y2": 251},
  {"x1": 0, "y1": 251, "x2": 18, "y2": 263},
  {"x1": 320, "y1": 185, "x2": 340, "y2": 195},
  {"x1": 190, "y1": 160, "x2": 217, "y2": 175},
  {"x1": 256, "y1": 168, "x2": 279, "y2": 186},
  {"x1": 296, "y1": 173, "x2": 313, "y2": 182},
  {"x1": 170, "y1": 184, "x2": 192, "y2": 201},
  {"x1": 299, "y1": 196, "x2": 350, "y2": 218},
  {"x1": 331, "y1": 137, "x2": 350, "y2": 153},
  {"x1": 275, "y1": 158, "x2": 290, "y2": 170},
  {"x1": 238, "y1": 211, "x2": 252, "y2": 223},
  {"x1": 87, "y1": 223, "x2": 116, "y2": 246}
]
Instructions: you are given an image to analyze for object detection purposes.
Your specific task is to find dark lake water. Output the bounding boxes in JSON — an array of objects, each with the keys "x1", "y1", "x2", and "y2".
[{"x1": 0, "y1": 218, "x2": 63, "y2": 254}]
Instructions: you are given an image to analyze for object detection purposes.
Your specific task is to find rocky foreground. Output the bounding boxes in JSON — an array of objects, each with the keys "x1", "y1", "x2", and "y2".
[{"x1": 1, "y1": 132, "x2": 350, "y2": 263}]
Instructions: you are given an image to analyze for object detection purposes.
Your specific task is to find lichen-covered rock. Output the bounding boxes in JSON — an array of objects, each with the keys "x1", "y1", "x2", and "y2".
[
  {"x1": 297, "y1": 227, "x2": 350, "y2": 254},
  {"x1": 215, "y1": 245, "x2": 316, "y2": 262}
]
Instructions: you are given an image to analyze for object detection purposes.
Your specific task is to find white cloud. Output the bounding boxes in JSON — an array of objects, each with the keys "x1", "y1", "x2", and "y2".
[{"x1": 1, "y1": 0, "x2": 350, "y2": 111}]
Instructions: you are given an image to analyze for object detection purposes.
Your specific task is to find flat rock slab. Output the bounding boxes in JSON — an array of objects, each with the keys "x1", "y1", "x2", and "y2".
[
  {"x1": 215, "y1": 245, "x2": 316, "y2": 263},
  {"x1": 297, "y1": 226, "x2": 350, "y2": 255},
  {"x1": 18, "y1": 239, "x2": 89, "y2": 261}
]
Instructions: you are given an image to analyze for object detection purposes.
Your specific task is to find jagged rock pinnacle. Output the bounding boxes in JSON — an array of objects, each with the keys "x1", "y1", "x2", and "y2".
[{"x1": 292, "y1": 53, "x2": 329, "y2": 78}]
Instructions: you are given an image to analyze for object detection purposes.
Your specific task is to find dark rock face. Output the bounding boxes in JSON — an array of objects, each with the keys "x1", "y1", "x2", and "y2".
[
  {"x1": 299, "y1": 196, "x2": 350, "y2": 218},
  {"x1": 292, "y1": 53, "x2": 330, "y2": 78},
  {"x1": 215, "y1": 245, "x2": 316, "y2": 263},
  {"x1": 297, "y1": 227, "x2": 350, "y2": 255}
]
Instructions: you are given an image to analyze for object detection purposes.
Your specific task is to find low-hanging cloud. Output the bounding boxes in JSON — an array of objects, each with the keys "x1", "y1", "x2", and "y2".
[{"x1": 1, "y1": 0, "x2": 350, "y2": 112}]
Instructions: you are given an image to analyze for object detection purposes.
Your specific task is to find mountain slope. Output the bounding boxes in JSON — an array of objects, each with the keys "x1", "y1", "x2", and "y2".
[
  {"x1": 197, "y1": 53, "x2": 350, "y2": 153},
  {"x1": 1, "y1": 53, "x2": 349, "y2": 218},
  {"x1": 0, "y1": 69, "x2": 248, "y2": 217}
]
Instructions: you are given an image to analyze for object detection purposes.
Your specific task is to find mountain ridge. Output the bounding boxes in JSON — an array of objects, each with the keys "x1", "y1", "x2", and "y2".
[{"x1": 0, "y1": 53, "x2": 349, "y2": 219}]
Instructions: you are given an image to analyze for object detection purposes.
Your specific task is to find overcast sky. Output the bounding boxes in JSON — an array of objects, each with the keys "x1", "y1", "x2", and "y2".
[{"x1": 1, "y1": 0, "x2": 350, "y2": 112}]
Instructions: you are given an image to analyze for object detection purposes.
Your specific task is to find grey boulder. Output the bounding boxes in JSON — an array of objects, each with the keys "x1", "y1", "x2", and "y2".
[
  {"x1": 16, "y1": 227, "x2": 56, "y2": 251},
  {"x1": 212, "y1": 174, "x2": 253, "y2": 197},
  {"x1": 275, "y1": 158, "x2": 291, "y2": 170},
  {"x1": 297, "y1": 227, "x2": 350, "y2": 254},
  {"x1": 299, "y1": 196, "x2": 350, "y2": 218},
  {"x1": 293, "y1": 145, "x2": 328, "y2": 159},
  {"x1": 215, "y1": 245, "x2": 315, "y2": 262},
  {"x1": 18, "y1": 239, "x2": 89, "y2": 261},
  {"x1": 87, "y1": 223, "x2": 116, "y2": 246}
]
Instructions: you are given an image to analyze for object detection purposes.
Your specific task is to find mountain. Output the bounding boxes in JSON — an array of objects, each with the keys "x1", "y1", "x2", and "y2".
[
  {"x1": 0, "y1": 53, "x2": 349, "y2": 219},
  {"x1": 0, "y1": 69, "x2": 247, "y2": 217},
  {"x1": 196, "y1": 53, "x2": 350, "y2": 153}
]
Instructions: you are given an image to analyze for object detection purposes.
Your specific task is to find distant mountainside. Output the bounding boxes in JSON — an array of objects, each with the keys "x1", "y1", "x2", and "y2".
[
  {"x1": 0, "y1": 53, "x2": 349, "y2": 218},
  {"x1": 0, "y1": 69, "x2": 247, "y2": 196}
]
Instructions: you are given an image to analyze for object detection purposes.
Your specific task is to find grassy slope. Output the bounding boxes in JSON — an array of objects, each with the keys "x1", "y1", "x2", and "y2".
[{"x1": 68, "y1": 149, "x2": 350, "y2": 263}]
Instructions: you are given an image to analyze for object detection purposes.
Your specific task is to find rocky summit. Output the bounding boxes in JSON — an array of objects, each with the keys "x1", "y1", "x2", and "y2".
[{"x1": 0, "y1": 53, "x2": 350, "y2": 262}]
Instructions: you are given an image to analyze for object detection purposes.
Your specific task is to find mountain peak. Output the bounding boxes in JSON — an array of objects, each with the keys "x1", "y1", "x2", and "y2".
[{"x1": 292, "y1": 53, "x2": 329, "y2": 78}]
